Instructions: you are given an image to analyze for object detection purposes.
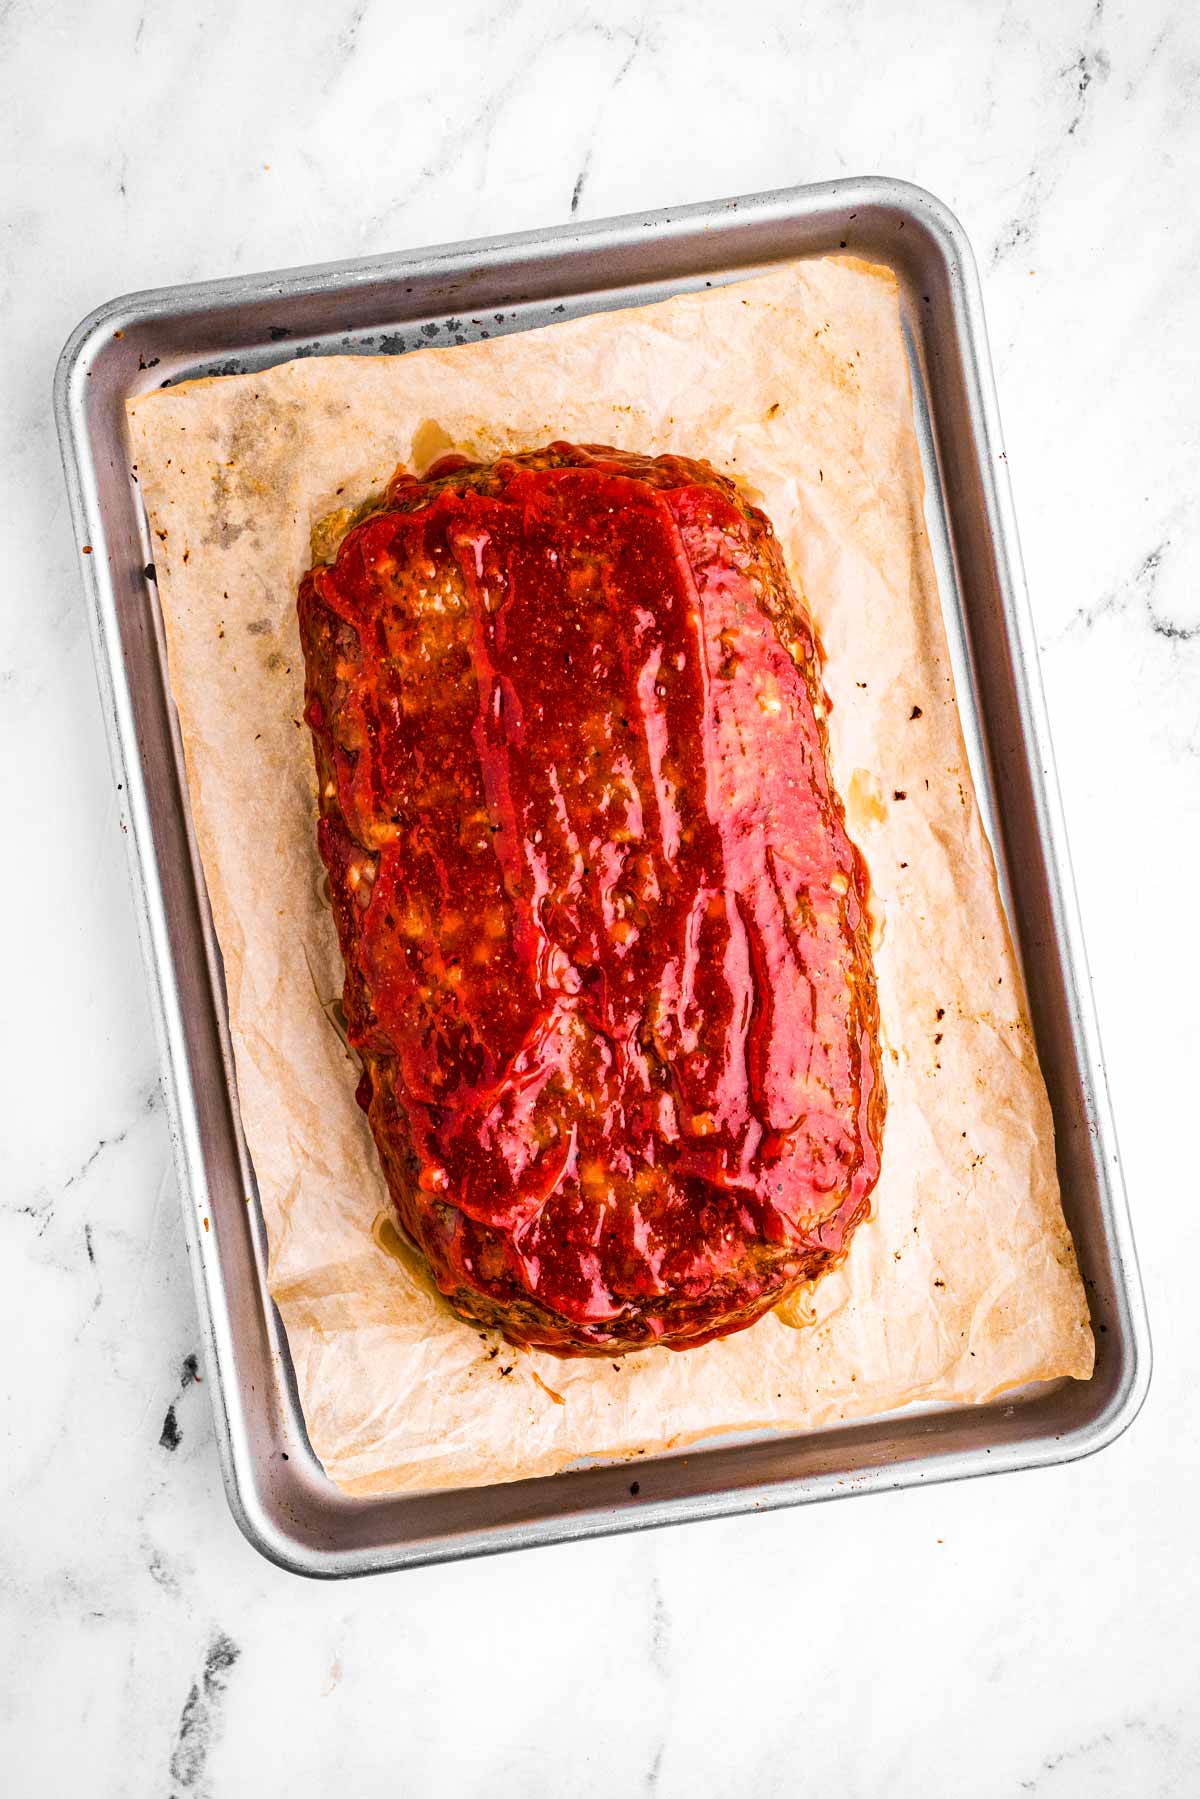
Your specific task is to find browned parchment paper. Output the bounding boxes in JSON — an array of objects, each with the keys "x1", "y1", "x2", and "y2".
[{"x1": 127, "y1": 257, "x2": 1093, "y2": 1495}]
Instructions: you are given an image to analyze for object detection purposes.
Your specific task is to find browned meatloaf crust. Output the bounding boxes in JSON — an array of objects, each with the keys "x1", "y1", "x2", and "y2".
[{"x1": 299, "y1": 443, "x2": 884, "y2": 1355}]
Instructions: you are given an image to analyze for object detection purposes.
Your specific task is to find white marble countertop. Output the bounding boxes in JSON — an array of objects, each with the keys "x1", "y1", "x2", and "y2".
[{"x1": 4, "y1": 1, "x2": 1198, "y2": 1792}]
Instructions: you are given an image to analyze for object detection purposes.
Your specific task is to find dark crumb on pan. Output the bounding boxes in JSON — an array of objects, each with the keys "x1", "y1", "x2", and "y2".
[
  {"x1": 910, "y1": 704, "x2": 922, "y2": 718},
  {"x1": 893, "y1": 789, "x2": 907, "y2": 801},
  {"x1": 630, "y1": 1481, "x2": 641, "y2": 1496}
]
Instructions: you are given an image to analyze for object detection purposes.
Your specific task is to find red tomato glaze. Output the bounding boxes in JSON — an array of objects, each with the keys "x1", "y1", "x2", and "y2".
[{"x1": 299, "y1": 444, "x2": 884, "y2": 1354}]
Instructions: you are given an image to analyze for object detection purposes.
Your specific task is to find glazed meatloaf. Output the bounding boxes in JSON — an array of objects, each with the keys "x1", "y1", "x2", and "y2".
[{"x1": 299, "y1": 443, "x2": 885, "y2": 1355}]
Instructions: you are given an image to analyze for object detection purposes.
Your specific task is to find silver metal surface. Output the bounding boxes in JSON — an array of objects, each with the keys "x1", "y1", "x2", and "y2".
[{"x1": 55, "y1": 179, "x2": 1150, "y2": 1577}]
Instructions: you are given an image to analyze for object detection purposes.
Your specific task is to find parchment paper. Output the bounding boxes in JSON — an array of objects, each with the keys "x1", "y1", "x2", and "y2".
[{"x1": 127, "y1": 257, "x2": 1093, "y2": 1496}]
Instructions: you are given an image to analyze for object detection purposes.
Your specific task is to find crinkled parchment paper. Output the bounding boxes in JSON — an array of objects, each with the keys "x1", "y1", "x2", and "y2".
[{"x1": 127, "y1": 257, "x2": 1092, "y2": 1496}]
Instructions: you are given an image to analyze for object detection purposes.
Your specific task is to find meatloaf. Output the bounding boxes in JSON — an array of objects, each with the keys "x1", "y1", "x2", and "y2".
[{"x1": 298, "y1": 443, "x2": 885, "y2": 1355}]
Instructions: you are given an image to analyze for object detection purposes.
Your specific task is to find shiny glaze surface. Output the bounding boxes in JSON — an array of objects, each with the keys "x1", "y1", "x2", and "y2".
[{"x1": 300, "y1": 445, "x2": 884, "y2": 1353}]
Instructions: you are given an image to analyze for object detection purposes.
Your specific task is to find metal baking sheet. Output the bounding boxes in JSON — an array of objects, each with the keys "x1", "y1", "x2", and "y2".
[{"x1": 55, "y1": 178, "x2": 1150, "y2": 1577}]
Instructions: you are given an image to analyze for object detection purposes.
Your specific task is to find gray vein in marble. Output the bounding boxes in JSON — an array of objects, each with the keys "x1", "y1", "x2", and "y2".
[
  {"x1": 569, "y1": 16, "x2": 647, "y2": 219},
  {"x1": 168, "y1": 1632, "x2": 241, "y2": 1797},
  {"x1": 75, "y1": 1217, "x2": 105, "y2": 1339},
  {"x1": 146, "y1": 1541, "x2": 182, "y2": 1596},
  {"x1": 1064, "y1": 46, "x2": 1111, "y2": 136},
  {"x1": 640, "y1": 1573, "x2": 671, "y2": 1792},
  {"x1": 991, "y1": 168, "x2": 1040, "y2": 267},
  {"x1": 1019, "y1": 1715, "x2": 1179, "y2": 1791},
  {"x1": 12, "y1": 1079, "x2": 163, "y2": 1240},
  {"x1": 1055, "y1": 537, "x2": 1198, "y2": 646},
  {"x1": 1122, "y1": 13, "x2": 1173, "y2": 103},
  {"x1": 321, "y1": 0, "x2": 368, "y2": 94},
  {"x1": 366, "y1": 80, "x2": 508, "y2": 231},
  {"x1": 10, "y1": 1192, "x2": 54, "y2": 1236},
  {"x1": 159, "y1": 1352, "x2": 203, "y2": 1454},
  {"x1": 570, "y1": 154, "x2": 591, "y2": 217},
  {"x1": 648, "y1": 1573, "x2": 670, "y2": 1677},
  {"x1": 62, "y1": 1125, "x2": 134, "y2": 1194},
  {"x1": 359, "y1": 15, "x2": 651, "y2": 243},
  {"x1": 122, "y1": 1157, "x2": 177, "y2": 1334},
  {"x1": 363, "y1": 16, "x2": 582, "y2": 234},
  {"x1": 991, "y1": 2, "x2": 1111, "y2": 265}
]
